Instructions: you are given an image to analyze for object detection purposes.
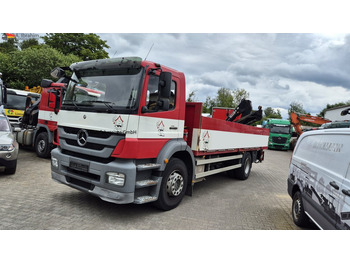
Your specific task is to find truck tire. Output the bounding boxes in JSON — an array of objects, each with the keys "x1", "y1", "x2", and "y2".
[
  {"x1": 35, "y1": 132, "x2": 51, "y2": 158},
  {"x1": 153, "y1": 158, "x2": 188, "y2": 211},
  {"x1": 4, "y1": 160, "x2": 17, "y2": 175},
  {"x1": 292, "y1": 191, "x2": 311, "y2": 227},
  {"x1": 234, "y1": 152, "x2": 252, "y2": 180}
]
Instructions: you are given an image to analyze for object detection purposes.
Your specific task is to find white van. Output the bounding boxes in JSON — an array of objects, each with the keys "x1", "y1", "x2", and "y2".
[{"x1": 287, "y1": 128, "x2": 350, "y2": 229}]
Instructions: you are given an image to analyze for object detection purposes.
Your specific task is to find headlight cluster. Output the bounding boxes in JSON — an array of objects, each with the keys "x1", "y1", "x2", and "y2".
[
  {"x1": 0, "y1": 144, "x2": 15, "y2": 151},
  {"x1": 106, "y1": 172, "x2": 125, "y2": 186},
  {"x1": 51, "y1": 157, "x2": 59, "y2": 168}
]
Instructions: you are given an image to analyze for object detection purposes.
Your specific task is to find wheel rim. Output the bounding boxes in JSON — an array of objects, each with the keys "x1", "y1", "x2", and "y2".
[
  {"x1": 38, "y1": 140, "x2": 46, "y2": 153},
  {"x1": 293, "y1": 197, "x2": 301, "y2": 220},
  {"x1": 166, "y1": 171, "x2": 184, "y2": 197},
  {"x1": 244, "y1": 158, "x2": 251, "y2": 175}
]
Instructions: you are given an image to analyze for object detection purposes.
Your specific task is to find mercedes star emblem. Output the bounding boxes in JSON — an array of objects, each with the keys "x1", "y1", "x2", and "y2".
[{"x1": 77, "y1": 129, "x2": 88, "y2": 147}]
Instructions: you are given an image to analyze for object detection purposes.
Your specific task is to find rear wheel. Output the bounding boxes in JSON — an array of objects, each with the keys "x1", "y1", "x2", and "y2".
[
  {"x1": 292, "y1": 191, "x2": 311, "y2": 227},
  {"x1": 35, "y1": 132, "x2": 51, "y2": 158},
  {"x1": 234, "y1": 152, "x2": 252, "y2": 180},
  {"x1": 153, "y1": 158, "x2": 188, "y2": 211}
]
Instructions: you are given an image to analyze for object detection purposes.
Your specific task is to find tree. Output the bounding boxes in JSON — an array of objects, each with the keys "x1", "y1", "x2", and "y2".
[
  {"x1": 232, "y1": 88, "x2": 249, "y2": 108},
  {"x1": 216, "y1": 87, "x2": 233, "y2": 107},
  {"x1": 187, "y1": 91, "x2": 197, "y2": 102},
  {"x1": 288, "y1": 101, "x2": 306, "y2": 119},
  {"x1": 1, "y1": 46, "x2": 81, "y2": 89},
  {"x1": 42, "y1": 33, "x2": 110, "y2": 60},
  {"x1": 202, "y1": 87, "x2": 250, "y2": 114},
  {"x1": 264, "y1": 107, "x2": 282, "y2": 119},
  {"x1": 0, "y1": 35, "x2": 18, "y2": 53},
  {"x1": 202, "y1": 96, "x2": 216, "y2": 113},
  {"x1": 20, "y1": 38, "x2": 41, "y2": 50}
]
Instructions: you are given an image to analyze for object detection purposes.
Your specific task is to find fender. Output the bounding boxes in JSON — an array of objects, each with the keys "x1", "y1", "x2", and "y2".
[
  {"x1": 34, "y1": 124, "x2": 53, "y2": 144},
  {"x1": 155, "y1": 138, "x2": 196, "y2": 196},
  {"x1": 156, "y1": 138, "x2": 195, "y2": 172}
]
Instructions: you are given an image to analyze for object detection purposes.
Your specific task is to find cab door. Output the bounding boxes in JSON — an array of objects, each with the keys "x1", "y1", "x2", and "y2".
[{"x1": 138, "y1": 71, "x2": 182, "y2": 140}]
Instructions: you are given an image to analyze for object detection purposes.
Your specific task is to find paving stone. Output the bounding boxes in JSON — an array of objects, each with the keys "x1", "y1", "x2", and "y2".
[{"x1": 0, "y1": 147, "x2": 307, "y2": 230}]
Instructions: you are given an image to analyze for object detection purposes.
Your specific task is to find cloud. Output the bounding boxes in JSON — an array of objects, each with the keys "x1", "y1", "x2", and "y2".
[{"x1": 99, "y1": 33, "x2": 350, "y2": 118}]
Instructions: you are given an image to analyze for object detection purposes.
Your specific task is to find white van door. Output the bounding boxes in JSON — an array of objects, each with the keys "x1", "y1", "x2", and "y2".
[
  {"x1": 293, "y1": 132, "x2": 347, "y2": 229},
  {"x1": 338, "y1": 162, "x2": 350, "y2": 229}
]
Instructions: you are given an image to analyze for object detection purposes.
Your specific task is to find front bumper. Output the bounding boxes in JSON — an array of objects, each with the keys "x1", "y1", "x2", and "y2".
[
  {"x1": 51, "y1": 148, "x2": 136, "y2": 204},
  {"x1": 0, "y1": 145, "x2": 19, "y2": 167},
  {"x1": 268, "y1": 142, "x2": 289, "y2": 150},
  {"x1": 52, "y1": 170, "x2": 134, "y2": 204}
]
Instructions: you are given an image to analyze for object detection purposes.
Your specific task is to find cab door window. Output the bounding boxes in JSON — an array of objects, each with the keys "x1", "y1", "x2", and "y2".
[{"x1": 146, "y1": 74, "x2": 176, "y2": 112}]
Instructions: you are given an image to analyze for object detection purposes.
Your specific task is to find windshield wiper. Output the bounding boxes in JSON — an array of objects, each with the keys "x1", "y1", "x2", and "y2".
[
  {"x1": 88, "y1": 101, "x2": 118, "y2": 113},
  {"x1": 64, "y1": 100, "x2": 81, "y2": 111}
]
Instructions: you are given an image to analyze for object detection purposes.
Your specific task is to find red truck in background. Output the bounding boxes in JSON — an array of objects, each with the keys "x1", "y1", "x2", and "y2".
[
  {"x1": 16, "y1": 80, "x2": 66, "y2": 158},
  {"x1": 49, "y1": 57, "x2": 269, "y2": 210},
  {"x1": 212, "y1": 107, "x2": 234, "y2": 120}
]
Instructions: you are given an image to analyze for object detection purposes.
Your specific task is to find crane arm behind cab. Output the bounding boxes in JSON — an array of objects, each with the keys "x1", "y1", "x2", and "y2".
[{"x1": 290, "y1": 112, "x2": 331, "y2": 136}]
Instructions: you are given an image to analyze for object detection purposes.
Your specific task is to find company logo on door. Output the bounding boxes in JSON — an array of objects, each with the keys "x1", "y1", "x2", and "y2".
[
  {"x1": 112, "y1": 115, "x2": 136, "y2": 135},
  {"x1": 113, "y1": 115, "x2": 124, "y2": 131},
  {"x1": 157, "y1": 120, "x2": 165, "y2": 137}
]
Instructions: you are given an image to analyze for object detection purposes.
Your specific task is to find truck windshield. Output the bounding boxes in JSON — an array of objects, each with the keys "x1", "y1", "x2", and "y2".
[
  {"x1": 5, "y1": 94, "x2": 39, "y2": 111},
  {"x1": 63, "y1": 68, "x2": 143, "y2": 113},
  {"x1": 270, "y1": 125, "x2": 290, "y2": 134}
]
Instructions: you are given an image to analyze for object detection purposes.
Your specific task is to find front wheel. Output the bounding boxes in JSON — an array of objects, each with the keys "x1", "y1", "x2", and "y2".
[
  {"x1": 4, "y1": 160, "x2": 17, "y2": 175},
  {"x1": 153, "y1": 158, "x2": 188, "y2": 211},
  {"x1": 35, "y1": 132, "x2": 51, "y2": 158},
  {"x1": 292, "y1": 191, "x2": 311, "y2": 227}
]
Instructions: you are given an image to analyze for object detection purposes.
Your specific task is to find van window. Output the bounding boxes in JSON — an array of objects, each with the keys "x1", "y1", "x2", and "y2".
[{"x1": 294, "y1": 133, "x2": 350, "y2": 177}]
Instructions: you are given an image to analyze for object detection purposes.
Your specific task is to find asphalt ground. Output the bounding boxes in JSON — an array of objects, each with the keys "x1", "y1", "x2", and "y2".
[{"x1": 0, "y1": 147, "x2": 306, "y2": 230}]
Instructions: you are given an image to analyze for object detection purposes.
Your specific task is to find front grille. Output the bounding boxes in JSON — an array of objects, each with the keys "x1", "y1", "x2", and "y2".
[
  {"x1": 58, "y1": 126, "x2": 125, "y2": 158},
  {"x1": 63, "y1": 127, "x2": 114, "y2": 139},
  {"x1": 66, "y1": 176, "x2": 95, "y2": 191},
  {"x1": 272, "y1": 136, "x2": 287, "y2": 144},
  {"x1": 65, "y1": 139, "x2": 105, "y2": 151},
  {"x1": 66, "y1": 167, "x2": 100, "y2": 181},
  {"x1": 62, "y1": 149, "x2": 114, "y2": 164}
]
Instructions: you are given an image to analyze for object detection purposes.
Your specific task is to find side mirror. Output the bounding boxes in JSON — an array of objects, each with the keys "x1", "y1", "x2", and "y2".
[
  {"x1": 157, "y1": 72, "x2": 172, "y2": 111},
  {"x1": 51, "y1": 67, "x2": 66, "y2": 79},
  {"x1": 48, "y1": 91, "x2": 56, "y2": 109},
  {"x1": 41, "y1": 79, "x2": 53, "y2": 88},
  {"x1": 158, "y1": 72, "x2": 172, "y2": 98}
]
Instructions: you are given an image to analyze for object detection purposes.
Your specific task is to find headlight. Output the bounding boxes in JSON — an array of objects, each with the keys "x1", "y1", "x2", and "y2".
[
  {"x1": 106, "y1": 172, "x2": 125, "y2": 186},
  {"x1": 0, "y1": 144, "x2": 14, "y2": 151},
  {"x1": 51, "y1": 157, "x2": 59, "y2": 168}
]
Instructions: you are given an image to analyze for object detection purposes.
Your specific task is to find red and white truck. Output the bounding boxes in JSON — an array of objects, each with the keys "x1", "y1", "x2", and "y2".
[
  {"x1": 49, "y1": 57, "x2": 269, "y2": 210},
  {"x1": 15, "y1": 81, "x2": 66, "y2": 158}
]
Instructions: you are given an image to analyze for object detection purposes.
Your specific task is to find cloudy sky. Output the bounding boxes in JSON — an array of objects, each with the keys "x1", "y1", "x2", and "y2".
[
  {"x1": 5, "y1": 1, "x2": 350, "y2": 119},
  {"x1": 98, "y1": 33, "x2": 350, "y2": 118}
]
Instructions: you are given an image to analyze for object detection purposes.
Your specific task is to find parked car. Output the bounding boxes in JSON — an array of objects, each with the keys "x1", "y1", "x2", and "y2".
[
  {"x1": 0, "y1": 114, "x2": 19, "y2": 174},
  {"x1": 320, "y1": 120, "x2": 350, "y2": 129},
  {"x1": 288, "y1": 128, "x2": 350, "y2": 229}
]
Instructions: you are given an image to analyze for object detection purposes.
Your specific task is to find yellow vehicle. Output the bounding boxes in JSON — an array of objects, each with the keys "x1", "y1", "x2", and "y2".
[{"x1": 4, "y1": 89, "x2": 40, "y2": 127}]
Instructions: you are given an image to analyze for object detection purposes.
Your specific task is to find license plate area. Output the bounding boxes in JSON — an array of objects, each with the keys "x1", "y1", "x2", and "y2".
[{"x1": 69, "y1": 161, "x2": 89, "y2": 173}]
